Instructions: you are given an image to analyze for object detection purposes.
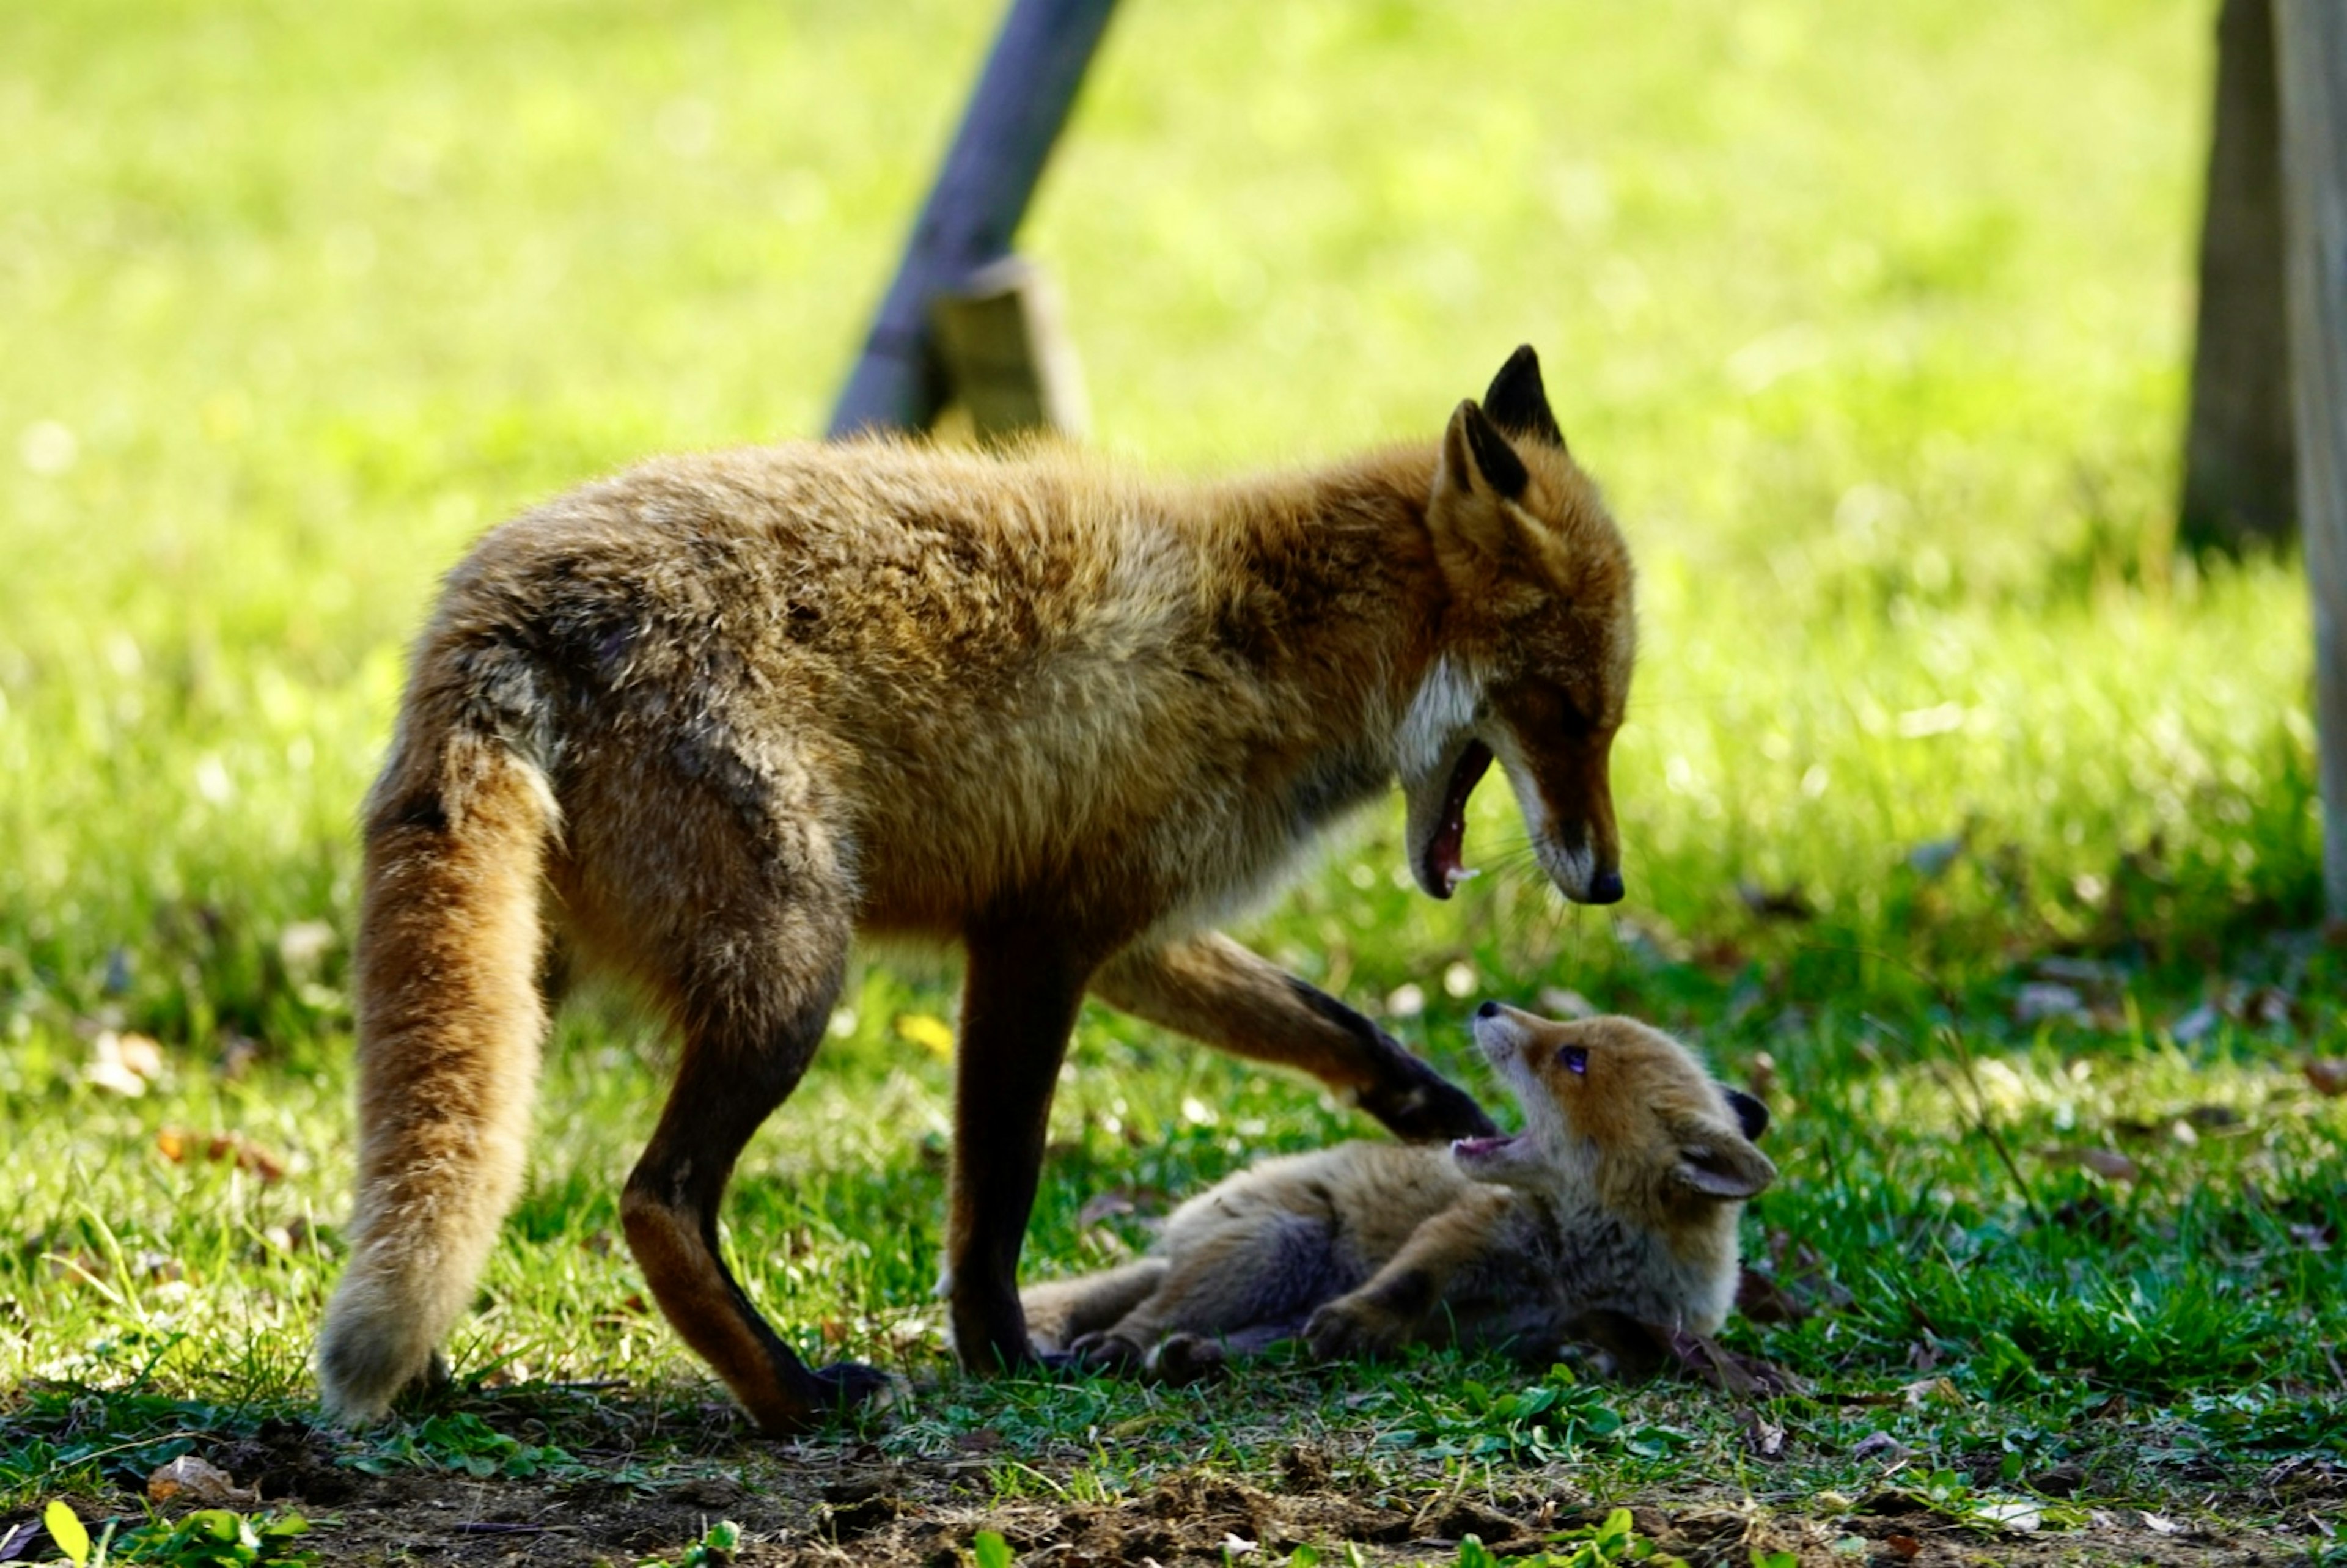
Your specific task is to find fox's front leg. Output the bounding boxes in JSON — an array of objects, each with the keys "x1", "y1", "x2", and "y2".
[
  {"x1": 1092, "y1": 932, "x2": 1496, "y2": 1143},
  {"x1": 1302, "y1": 1187, "x2": 1513, "y2": 1359},
  {"x1": 947, "y1": 918, "x2": 1098, "y2": 1371}
]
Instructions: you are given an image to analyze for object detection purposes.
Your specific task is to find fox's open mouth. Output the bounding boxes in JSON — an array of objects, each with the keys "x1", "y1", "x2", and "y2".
[
  {"x1": 1451, "y1": 1132, "x2": 1518, "y2": 1161},
  {"x1": 1419, "y1": 741, "x2": 1494, "y2": 899}
]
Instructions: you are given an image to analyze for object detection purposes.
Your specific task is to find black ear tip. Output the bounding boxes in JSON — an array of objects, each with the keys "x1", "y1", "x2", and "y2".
[
  {"x1": 1457, "y1": 400, "x2": 1530, "y2": 499},
  {"x1": 1483, "y1": 346, "x2": 1565, "y2": 450},
  {"x1": 1727, "y1": 1088, "x2": 1770, "y2": 1141}
]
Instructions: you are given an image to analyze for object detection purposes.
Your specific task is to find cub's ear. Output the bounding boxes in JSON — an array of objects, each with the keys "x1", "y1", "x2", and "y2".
[
  {"x1": 1484, "y1": 345, "x2": 1567, "y2": 451},
  {"x1": 1667, "y1": 1118, "x2": 1777, "y2": 1201},
  {"x1": 1725, "y1": 1089, "x2": 1769, "y2": 1142}
]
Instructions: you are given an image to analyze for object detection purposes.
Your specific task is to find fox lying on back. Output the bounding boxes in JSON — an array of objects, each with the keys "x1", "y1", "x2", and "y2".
[{"x1": 1024, "y1": 1008, "x2": 1773, "y2": 1376}]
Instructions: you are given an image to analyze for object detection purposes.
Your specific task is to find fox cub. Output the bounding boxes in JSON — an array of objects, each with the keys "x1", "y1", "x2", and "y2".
[
  {"x1": 317, "y1": 347, "x2": 1640, "y2": 1434},
  {"x1": 1025, "y1": 1008, "x2": 1773, "y2": 1376}
]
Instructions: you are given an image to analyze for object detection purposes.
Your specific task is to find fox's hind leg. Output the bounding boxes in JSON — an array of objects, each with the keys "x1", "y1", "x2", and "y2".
[
  {"x1": 1094, "y1": 932, "x2": 1496, "y2": 1142},
  {"x1": 570, "y1": 780, "x2": 884, "y2": 1434}
]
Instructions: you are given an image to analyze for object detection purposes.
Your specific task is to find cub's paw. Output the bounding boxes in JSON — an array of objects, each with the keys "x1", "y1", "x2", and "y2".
[
  {"x1": 1147, "y1": 1332, "x2": 1228, "y2": 1385},
  {"x1": 1303, "y1": 1300, "x2": 1403, "y2": 1361},
  {"x1": 1067, "y1": 1332, "x2": 1147, "y2": 1375}
]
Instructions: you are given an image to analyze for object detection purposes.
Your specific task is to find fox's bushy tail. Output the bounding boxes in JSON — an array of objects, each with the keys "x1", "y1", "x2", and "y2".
[{"x1": 317, "y1": 695, "x2": 554, "y2": 1424}]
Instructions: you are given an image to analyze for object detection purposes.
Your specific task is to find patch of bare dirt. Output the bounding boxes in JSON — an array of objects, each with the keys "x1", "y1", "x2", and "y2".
[{"x1": 5, "y1": 1438, "x2": 2333, "y2": 1566}]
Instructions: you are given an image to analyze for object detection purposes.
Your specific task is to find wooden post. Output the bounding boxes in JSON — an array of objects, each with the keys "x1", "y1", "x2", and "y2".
[
  {"x1": 828, "y1": 0, "x2": 1120, "y2": 438},
  {"x1": 2181, "y1": 0, "x2": 2296, "y2": 553},
  {"x1": 2276, "y1": 0, "x2": 2347, "y2": 914},
  {"x1": 931, "y1": 255, "x2": 1091, "y2": 441}
]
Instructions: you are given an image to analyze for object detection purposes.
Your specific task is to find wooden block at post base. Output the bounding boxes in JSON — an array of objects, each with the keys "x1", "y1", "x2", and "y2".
[{"x1": 930, "y1": 255, "x2": 1092, "y2": 442}]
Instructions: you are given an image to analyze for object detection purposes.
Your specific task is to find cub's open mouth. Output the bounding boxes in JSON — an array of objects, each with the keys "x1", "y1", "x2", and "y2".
[
  {"x1": 1451, "y1": 1132, "x2": 1519, "y2": 1161},
  {"x1": 1419, "y1": 740, "x2": 1494, "y2": 899}
]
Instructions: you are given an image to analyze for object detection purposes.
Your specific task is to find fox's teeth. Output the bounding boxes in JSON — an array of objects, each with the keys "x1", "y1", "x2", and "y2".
[{"x1": 1445, "y1": 866, "x2": 1482, "y2": 892}]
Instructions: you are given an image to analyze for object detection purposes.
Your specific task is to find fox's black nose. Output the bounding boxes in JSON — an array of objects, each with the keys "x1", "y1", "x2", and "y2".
[
  {"x1": 1587, "y1": 868, "x2": 1625, "y2": 905},
  {"x1": 1476, "y1": 1000, "x2": 1501, "y2": 1020}
]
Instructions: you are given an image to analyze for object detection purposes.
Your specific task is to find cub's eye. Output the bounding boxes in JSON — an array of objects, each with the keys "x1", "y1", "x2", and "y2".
[{"x1": 1557, "y1": 1045, "x2": 1589, "y2": 1076}]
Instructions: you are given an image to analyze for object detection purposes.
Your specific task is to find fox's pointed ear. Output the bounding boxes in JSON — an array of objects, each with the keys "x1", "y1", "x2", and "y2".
[
  {"x1": 1431, "y1": 401, "x2": 1528, "y2": 567},
  {"x1": 1440, "y1": 400, "x2": 1529, "y2": 501},
  {"x1": 1669, "y1": 1119, "x2": 1777, "y2": 1201},
  {"x1": 1485, "y1": 345, "x2": 1566, "y2": 451},
  {"x1": 1725, "y1": 1089, "x2": 1769, "y2": 1142}
]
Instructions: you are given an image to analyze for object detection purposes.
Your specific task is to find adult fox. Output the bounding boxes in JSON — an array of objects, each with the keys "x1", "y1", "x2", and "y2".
[
  {"x1": 1024, "y1": 1008, "x2": 1774, "y2": 1380},
  {"x1": 317, "y1": 348, "x2": 1637, "y2": 1434}
]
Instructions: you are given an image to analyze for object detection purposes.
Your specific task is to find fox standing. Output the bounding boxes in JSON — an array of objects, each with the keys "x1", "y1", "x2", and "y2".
[
  {"x1": 1023, "y1": 1008, "x2": 1774, "y2": 1378},
  {"x1": 317, "y1": 348, "x2": 1639, "y2": 1433}
]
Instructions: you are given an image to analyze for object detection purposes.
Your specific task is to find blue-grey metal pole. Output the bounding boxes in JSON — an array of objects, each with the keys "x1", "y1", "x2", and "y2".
[{"x1": 828, "y1": 0, "x2": 1121, "y2": 438}]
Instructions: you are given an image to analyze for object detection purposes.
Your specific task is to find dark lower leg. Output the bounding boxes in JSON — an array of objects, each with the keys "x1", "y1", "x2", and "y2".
[
  {"x1": 622, "y1": 995, "x2": 885, "y2": 1434},
  {"x1": 948, "y1": 923, "x2": 1094, "y2": 1371}
]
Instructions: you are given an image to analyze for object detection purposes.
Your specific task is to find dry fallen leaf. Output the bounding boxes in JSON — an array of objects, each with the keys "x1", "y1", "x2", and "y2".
[
  {"x1": 1884, "y1": 1534, "x2": 1921, "y2": 1560},
  {"x1": 2038, "y1": 1146, "x2": 2140, "y2": 1183},
  {"x1": 86, "y1": 1031, "x2": 166, "y2": 1097},
  {"x1": 2305, "y1": 1059, "x2": 2347, "y2": 1097},
  {"x1": 155, "y1": 1126, "x2": 287, "y2": 1182},
  {"x1": 1975, "y1": 1500, "x2": 2041, "y2": 1533},
  {"x1": 1900, "y1": 1376, "x2": 1963, "y2": 1409},
  {"x1": 147, "y1": 1455, "x2": 256, "y2": 1506},
  {"x1": 1851, "y1": 1431, "x2": 1908, "y2": 1462}
]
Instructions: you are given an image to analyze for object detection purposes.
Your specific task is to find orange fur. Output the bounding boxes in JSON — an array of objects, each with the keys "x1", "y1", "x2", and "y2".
[
  {"x1": 315, "y1": 350, "x2": 1638, "y2": 1432},
  {"x1": 1023, "y1": 1010, "x2": 1774, "y2": 1376}
]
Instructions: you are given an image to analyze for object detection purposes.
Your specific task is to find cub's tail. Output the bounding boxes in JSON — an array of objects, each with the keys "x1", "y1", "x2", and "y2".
[{"x1": 317, "y1": 675, "x2": 556, "y2": 1424}]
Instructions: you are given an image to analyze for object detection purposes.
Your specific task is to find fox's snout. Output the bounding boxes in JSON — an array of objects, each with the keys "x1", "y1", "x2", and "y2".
[
  {"x1": 1551, "y1": 844, "x2": 1625, "y2": 906},
  {"x1": 1469, "y1": 1000, "x2": 1537, "y2": 1065},
  {"x1": 1518, "y1": 734, "x2": 1624, "y2": 906}
]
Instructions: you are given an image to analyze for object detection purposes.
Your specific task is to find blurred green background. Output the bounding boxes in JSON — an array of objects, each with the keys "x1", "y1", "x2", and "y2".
[{"x1": 3, "y1": 0, "x2": 2341, "y2": 1461}]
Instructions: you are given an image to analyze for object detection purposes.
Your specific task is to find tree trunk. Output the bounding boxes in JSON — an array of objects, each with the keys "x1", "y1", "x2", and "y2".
[
  {"x1": 2276, "y1": 0, "x2": 2347, "y2": 914},
  {"x1": 2181, "y1": 0, "x2": 2296, "y2": 554}
]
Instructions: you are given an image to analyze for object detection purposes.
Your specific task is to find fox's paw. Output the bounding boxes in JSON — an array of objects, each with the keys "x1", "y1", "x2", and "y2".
[
  {"x1": 1358, "y1": 1056, "x2": 1498, "y2": 1143},
  {"x1": 1303, "y1": 1300, "x2": 1403, "y2": 1361},
  {"x1": 810, "y1": 1360, "x2": 907, "y2": 1413}
]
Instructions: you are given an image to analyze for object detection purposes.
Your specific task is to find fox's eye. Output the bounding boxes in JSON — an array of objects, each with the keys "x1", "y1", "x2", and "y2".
[{"x1": 1557, "y1": 1046, "x2": 1588, "y2": 1076}]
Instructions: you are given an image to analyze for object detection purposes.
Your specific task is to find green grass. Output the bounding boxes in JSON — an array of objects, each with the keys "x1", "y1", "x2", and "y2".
[{"x1": 4, "y1": 0, "x2": 2344, "y2": 1560}]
